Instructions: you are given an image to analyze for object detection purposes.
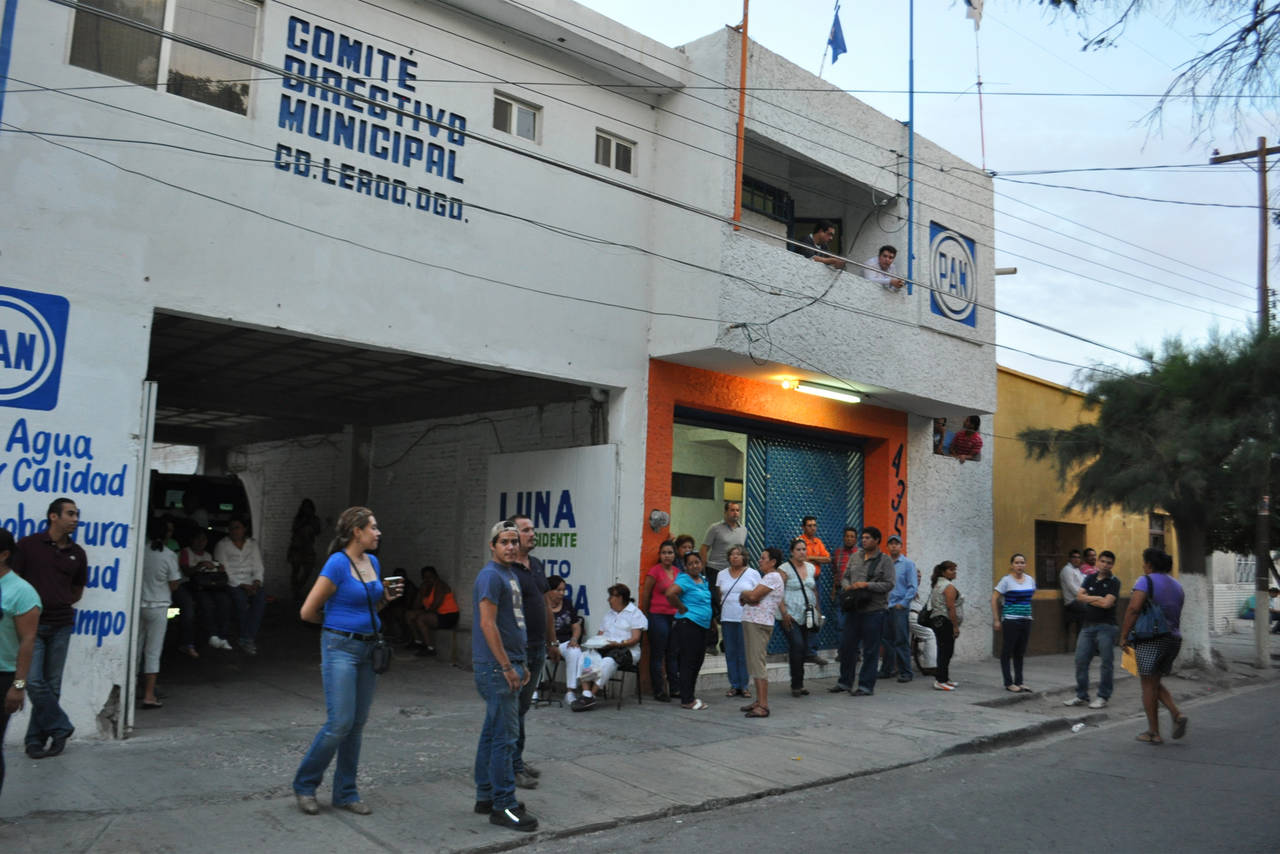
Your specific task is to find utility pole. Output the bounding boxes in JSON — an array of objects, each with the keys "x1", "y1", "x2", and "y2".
[{"x1": 1211, "y1": 137, "x2": 1279, "y2": 670}]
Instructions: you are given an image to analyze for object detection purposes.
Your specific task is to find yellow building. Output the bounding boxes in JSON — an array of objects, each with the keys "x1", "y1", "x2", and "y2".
[{"x1": 993, "y1": 367, "x2": 1178, "y2": 654}]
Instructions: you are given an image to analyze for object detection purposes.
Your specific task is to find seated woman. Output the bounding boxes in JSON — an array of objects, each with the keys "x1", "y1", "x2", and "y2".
[
  {"x1": 545, "y1": 576, "x2": 584, "y2": 702},
  {"x1": 179, "y1": 529, "x2": 234, "y2": 652},
  {"x1": 570, "y1": 584, "x2": 648, "y2": 712},
  {"x1": 405, "y1": 566, "x2": 459, "y2": 656}
]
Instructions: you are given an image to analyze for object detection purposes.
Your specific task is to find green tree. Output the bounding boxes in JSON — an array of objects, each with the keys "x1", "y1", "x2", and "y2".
[{"x1": 1019, "y1": 333, "x2": 1280, "y2": 669}]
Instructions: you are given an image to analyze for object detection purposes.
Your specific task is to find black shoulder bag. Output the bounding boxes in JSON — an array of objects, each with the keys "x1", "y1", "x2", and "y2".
[{"x1": 353, "y1": 556, "x2": 393, "y2": 675}]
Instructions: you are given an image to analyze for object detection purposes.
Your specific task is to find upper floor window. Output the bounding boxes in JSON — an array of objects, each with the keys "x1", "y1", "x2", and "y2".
[
  {"x1": 594, "y1": 130, "x2": 633, "y2": 174},
  {"x1": 69, "y1": 0, "x2": 260, "y2": 116},
  {"x1": 741, "y1": 175, "x2": 793, "y2": 223},
  {"x1": 493, "y1": 94, "x2": 539, "y2": 141}
]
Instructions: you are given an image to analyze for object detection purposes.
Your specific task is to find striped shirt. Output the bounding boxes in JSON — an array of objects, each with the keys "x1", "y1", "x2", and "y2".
[{"x1": 995, "y1": 573, "x2": 1036, "y2": 620}]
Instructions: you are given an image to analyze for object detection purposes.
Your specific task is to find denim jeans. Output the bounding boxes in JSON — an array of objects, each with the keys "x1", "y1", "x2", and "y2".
[
  {"x1": 720, "y1": 621, "x2": 748, "y2": 692},
  {"x1": 779, "y1": 618, "x2": 809, "y2": 690},
  {"x1": 880, "y1": 607, "x2": 913, "y2": 678},
  {"x1": 513, "y1": 646, "x2": 546, "y2": 774},
  {"x1": 646, "y1": 612, "x2": 679, "y2": 696},
  {"x1": 293, "y1": 632, "x2": 377, "y2": 805},
  {"x1": 1074, "y1": 623, "x2": 1118, "y2": 700},
  {"x1": 25, "y1": 623, "x2": 74, "y2": 749},
  {"x1": 1, "y1": 671, "x2": 12, "y2": 795},
  {"x1": 229, "y1": 586, "x2": 266, "y2": 641},
  {"x1": 474, "y1": 659, "x2": 524, "y2": 810},
  {"x1": 837, "y1": 609, "x2": 886, "y2": 692}
]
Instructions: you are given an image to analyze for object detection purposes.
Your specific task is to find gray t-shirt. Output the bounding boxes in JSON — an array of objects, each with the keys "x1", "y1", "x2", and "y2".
[{"x1": 702, "y1": 521, "x2": 747, "y2": 570}]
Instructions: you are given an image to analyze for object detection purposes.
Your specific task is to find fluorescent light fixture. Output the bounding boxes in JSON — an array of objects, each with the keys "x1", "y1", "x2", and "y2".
[{"x1": 794, "y1": 381, "x2": 860, "y2": 404}]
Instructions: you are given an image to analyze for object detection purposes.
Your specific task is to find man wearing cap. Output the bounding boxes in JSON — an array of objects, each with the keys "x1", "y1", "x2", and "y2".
[
  {"x1": 879, "y1": 535, "x2": 918, "y2": 682},
  {"x1": 471, "y1": 521, "x2": 538, "y2": 833}
]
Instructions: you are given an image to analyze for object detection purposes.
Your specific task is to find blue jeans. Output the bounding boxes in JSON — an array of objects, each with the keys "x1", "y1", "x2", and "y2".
[
  {"x1": 779, "y1": 618, "x2": 808, "y2": 690},
  {"x1": 293, "y1": 632, "x2": 377, "y2": 805},
  {"x1": 1074, "y1": 623, "x2": 1118, "y2": 700},
  {"x1": 25, "y1": 623, "x2": 74, "y2": 749},
  {"x1": 837, "y1": 609, "x2": 886, "y2": 692},
  {"x1": 230, "y1": 586, "x2": 266, "y2": 641},
  {"x1": 880, "y1": 607, "x2": 913, "y2": 679},
  {"x1": 720, "y1": 621, "x2": 748, "y2": 692},
  {"x1": 474, "y1": 660, "x2": 524, "y2": 809},
  {"x1": 513, "y1": 646, "x2": 546, "y2": 774},
  {"x1": 646, "y1": 612, "x2": 679, "y2": 696}
]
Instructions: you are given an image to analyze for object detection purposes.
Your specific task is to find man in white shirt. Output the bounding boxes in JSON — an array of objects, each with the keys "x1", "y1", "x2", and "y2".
[
  {"x1": 862, "y1": 245, "x2": 904, "y2": 291},
  {"x1": 1059, "y1": 549, "x2": 1086, "y2": 650},
  {"x1": 213, "y1": 517, "x2": 267, "y2": 655}
]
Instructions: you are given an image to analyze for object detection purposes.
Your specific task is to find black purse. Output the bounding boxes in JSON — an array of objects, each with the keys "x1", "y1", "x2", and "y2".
[{"x1": 356, "y1": 558, "x2": 392, "y2": 675}]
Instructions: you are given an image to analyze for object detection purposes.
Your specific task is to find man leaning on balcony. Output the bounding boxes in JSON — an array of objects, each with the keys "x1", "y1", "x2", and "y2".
[{"x1": 796, "y1": 221, "x2": 846, "y2": 270}]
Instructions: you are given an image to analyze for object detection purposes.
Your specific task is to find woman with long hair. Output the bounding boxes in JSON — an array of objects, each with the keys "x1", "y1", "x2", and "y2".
[
  {"x1": 1120, "y1": 548, "x2": 1187, "y2": 744},
  {"x1": 991, "y1": 553, "x2": 1036, "y2": 692},
  {"x1": 138, "y1": 517, "x2": 183, "y2": 709},
  {"x1": 927, "y1": 561, "x2": 962, "y2": 692},
  {"x1": 292, "y1": 507, "x2": 403, "y2": 816},
  {"x1": 639, "y1": 540, "x2": 680, "y2": 701}
]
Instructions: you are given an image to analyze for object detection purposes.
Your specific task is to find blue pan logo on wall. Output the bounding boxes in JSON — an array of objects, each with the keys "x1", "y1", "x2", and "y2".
[
  {"x1": 928, "y1": 223, "x2": 977, "y2": 328},
  {"x1": 0, "y1": 286, "x2": 70, "y2": 412}
]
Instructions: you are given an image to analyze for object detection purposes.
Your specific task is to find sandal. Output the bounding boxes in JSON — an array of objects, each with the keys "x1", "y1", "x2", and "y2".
[
  {"x1": 1172, "y1": 715, "x2": 1188, "y2": 740},
  {"x1": 744, "y1": 706, "x2": 770, "y2": 718},
  {"x1": 725, "y1": 688, "x2": 740, "y2": 697},
  {"x1": 1005, "y1": 685, "x2": 1021, "y2": 693},
  {"x1": 140, "y1": 700, "x2": 163, "y2": 710},
  {"x1": 739, "y1": 702, "x2": 759, "y2": 712},
  {"x1": 681, "y1": 699, "x2": 709, "y2": 711},
  {"x1": 1136, "y1": 731, "x2": 1163, "y2": 744},
  {"x1": 740, "y1": 689, "x2": 751, "y2": 700},
  {"x1": 1017, "y1": 685, "x2": 1034, "y2": 693}
]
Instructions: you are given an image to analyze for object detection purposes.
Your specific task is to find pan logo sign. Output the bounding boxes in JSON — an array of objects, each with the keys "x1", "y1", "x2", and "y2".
[
  {"x1": 928, "y1": 223, "x2": 977, "y2": 328},
  {"x1": 0, "y1": 286, "x2": 70, "y2": 411}
]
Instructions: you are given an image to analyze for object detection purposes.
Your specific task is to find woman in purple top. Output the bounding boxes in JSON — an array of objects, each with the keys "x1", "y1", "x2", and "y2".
[{"x1": 1120, "y1": 547, "x2": 1188, "y2": 745}]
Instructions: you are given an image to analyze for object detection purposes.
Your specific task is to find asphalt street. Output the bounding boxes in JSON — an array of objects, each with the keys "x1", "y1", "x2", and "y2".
[{"x1": 525, "y1": 681, "x2": 1280, "y2": 854}]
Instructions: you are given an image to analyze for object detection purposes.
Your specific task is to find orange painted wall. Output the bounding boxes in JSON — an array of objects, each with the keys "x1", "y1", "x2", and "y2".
[{"x1": 641, "y1": 359, "x2": 910, "y2": 582}]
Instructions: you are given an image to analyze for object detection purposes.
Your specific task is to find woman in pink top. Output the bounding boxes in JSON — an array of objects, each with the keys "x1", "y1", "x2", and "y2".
[{"x1": 640, "y1": 540, "x2": 680, "y2": 701}]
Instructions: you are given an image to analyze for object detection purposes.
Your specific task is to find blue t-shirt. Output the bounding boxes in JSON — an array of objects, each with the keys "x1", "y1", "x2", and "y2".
[
  {"x1": 472, "y1": 560, "x2": 527, "y2": 665},
  {"x1": 1, "y1": 570, "x2": 42, "y2": 671},
  {"x1": 672, "y1": 572, "x2": 712, "y2": 628},
  {"x1": 320, "y1": 552, "x2": 384, "y2": 635}
]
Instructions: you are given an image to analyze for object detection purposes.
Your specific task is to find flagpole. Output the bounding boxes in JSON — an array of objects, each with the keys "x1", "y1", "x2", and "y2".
[
  {"x1": 906, "y1": 0, "x2": 915, "y2": 294},
  {"x1": 974, "y1": 28, "x2": 987, "y2": 171},
  {"x1": 731, "y1": 0, "x2": 749, "y2": 230}
]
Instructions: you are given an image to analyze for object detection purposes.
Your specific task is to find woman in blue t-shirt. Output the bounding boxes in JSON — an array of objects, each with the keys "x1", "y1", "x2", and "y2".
[
  {"x1": 665, "y1": 551, "x2": 713, "y2": 710},
  {"x1": 292, "y1": 507, "x2": 404, "y2": 816},
  {"x1": 991, "y1": 553, "x2": 1036, "y2": 692}
]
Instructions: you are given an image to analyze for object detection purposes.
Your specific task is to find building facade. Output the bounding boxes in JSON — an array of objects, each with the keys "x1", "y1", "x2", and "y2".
[{"x1": 0, "y1": 0, "x2": 995, "y2": 741}]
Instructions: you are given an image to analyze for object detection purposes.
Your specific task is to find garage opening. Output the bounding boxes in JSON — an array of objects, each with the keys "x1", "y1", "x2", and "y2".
[{"x1": 139, "y1": 312, "x2": 602, "y2": 724}]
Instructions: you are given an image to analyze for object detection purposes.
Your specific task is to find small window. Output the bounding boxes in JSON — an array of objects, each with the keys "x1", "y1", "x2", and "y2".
[
  {"x1": 1148, "y1": 514, "x2": 1168, "y2": 551},
  {"x1": 594, "y1": 131, "x2": 634, "y2": 174},
  {"x1": 493, "y1": 94, "x2": 539, "y2": 141},
  {"x1": 69, "y1": 0, "x2": 260, "y2": 115},
  {"x1": 671, "y1": 472, "x2": 715, "y2": 500},
  {"x1": 741, "y1": 175, "x2": 794, "y2": 223}
]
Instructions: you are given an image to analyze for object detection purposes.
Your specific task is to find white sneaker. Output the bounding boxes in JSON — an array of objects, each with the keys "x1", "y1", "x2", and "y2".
[
  {"x1": 209, "y1": 636, "x2": 232, "y2": 650},
  {"x1": 944, "y1": 681, "x2": 958, "y2": 688},
  {"x1": 932, "y1": 682, "x2": 954, "y2": 691},
  {"x1": 1063, "y1": 697, "x2": 1088, "y2": 707},
  {"x1": 1088, "y1": 697, "x2": 1108, "y2": 709},
  {"x1": 564, "y1": 691, "x2": 577, "y2": 704}
]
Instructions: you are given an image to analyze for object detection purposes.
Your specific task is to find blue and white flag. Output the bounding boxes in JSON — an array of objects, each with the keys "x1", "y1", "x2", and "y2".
[
  {"x1": 828, "y1": 4, "x2": 847, "y2": 63},
  {"x1": 966, "y1": 0, "x2": 983, "y2": 30}
]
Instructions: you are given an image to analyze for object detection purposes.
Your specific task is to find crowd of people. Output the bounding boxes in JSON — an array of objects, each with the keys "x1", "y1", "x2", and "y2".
[{"x1": 0, "y1": 495, "x2": 1194, "y2": 828}]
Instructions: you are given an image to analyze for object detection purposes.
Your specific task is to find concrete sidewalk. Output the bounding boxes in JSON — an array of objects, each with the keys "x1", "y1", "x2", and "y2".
[{"x1": 1, "y1": 622, "x2": 1274, "y2": 853}]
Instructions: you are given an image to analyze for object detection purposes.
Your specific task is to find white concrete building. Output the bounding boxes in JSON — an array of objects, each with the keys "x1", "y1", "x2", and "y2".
[{"x1": 0, "y1": 0, "x2": 994, "y2": 741}]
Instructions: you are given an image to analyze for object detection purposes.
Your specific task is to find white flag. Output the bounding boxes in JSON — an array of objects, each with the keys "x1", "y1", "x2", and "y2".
[{"x1": 966, "y1": 0, "x2": 983, "y2": 30}]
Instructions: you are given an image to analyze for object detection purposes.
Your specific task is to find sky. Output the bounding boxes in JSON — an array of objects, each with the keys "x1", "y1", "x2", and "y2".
[{"x1": 575, "y1": 0, "x2": 1278, "y2": 389}]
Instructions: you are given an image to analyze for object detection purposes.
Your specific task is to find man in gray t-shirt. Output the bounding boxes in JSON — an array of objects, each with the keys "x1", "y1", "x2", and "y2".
[{"x1": 700, "y1": 501, "x2": 746, "y2": 574}]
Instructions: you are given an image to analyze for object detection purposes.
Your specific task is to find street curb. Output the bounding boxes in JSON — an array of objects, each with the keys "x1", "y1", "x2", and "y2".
[{"x1": 447, "y1": 713, "x2": 1107, "y2": 854}]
